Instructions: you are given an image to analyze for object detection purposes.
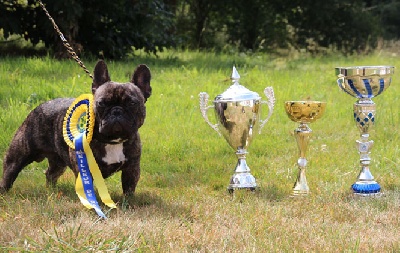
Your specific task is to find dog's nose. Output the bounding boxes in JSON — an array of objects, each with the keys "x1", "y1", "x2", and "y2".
[{"x1": 111, "y1": 107, "x2": 123, "y2": 117}]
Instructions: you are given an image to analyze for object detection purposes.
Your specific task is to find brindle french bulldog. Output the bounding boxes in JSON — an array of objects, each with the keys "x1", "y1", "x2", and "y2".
[{"x1": 0, "y1": 60, "x2": 151, "y2": 195}]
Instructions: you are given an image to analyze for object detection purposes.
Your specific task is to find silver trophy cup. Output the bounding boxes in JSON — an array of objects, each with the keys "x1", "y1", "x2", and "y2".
[
  {"x1": 336, "y1": 66, "x2": 394, "y2": 196},
  {"x1": 199, "y1": 67, "x2": 275, "y2": 192}
]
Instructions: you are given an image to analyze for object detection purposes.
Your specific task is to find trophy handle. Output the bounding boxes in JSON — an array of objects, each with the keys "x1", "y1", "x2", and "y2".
[
  {"x1": 199, "y1": 92, "x2": 221, "y2": 136},
  {"x1": 259, "y1": 86, "x2": 275, "y2": 134},
  {"x1": 337, "y1": 74, "x2": 345, "y2": 89}
]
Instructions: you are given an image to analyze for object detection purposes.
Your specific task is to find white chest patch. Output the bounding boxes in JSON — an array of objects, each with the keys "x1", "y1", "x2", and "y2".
[{"x1": 102, "y1": 143, "x2": 126, "y2": 165}]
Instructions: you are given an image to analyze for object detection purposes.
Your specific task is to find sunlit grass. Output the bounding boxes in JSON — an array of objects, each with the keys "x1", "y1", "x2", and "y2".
[{"x1": 1, "y1": 50, "x2": 400, "y2": 251}]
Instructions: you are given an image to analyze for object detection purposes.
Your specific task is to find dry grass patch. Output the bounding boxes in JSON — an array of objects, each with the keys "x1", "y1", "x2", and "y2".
[{"x1": 1, "y1": 52, "x2": 400, "y2": 251}]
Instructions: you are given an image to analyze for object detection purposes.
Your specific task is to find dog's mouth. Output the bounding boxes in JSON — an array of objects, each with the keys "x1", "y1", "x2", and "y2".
[
  {"x1": 94, "y1": 104, "x2": 143, "y2": 144},
  {"x1": 110, "y1": 121, "x2": 123, "y2": 133},
  {"x1": 98, "y1": 118, "x2": 133, "y2": 143}
]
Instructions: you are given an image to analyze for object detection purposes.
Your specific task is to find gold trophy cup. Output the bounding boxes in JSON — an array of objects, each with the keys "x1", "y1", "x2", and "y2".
[{"x1": 285, "y1": 101, "x2": 326, "y2": 195}]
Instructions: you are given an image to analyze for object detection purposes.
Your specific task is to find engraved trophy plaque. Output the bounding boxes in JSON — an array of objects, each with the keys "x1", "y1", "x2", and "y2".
[
  {"x1": 199, "y1": 67, "x2": 275, "y2": 192},
  {"x1": 285, "y1": 101, "x2": 326, "y2": 195},
  {"x1": 336, "y1": 66, "x2": 394, "y2": 196}
]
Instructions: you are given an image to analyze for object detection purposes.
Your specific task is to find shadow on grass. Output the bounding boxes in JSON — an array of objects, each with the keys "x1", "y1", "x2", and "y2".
[
  {"x1": 111, "y1": 190, "x2": 193, "y2": 220},
  {"x1": 53, "y1": 184, "x2": 174, "y2": 213},
  {"x1": 3, "y1": 182, "x2": 81, "y2": 202},
  {"x1": 250, "y1": 184, "x2": 288, "y2": 202},
  {"x1": 3, "y1": 183, "x2": 190, "y2": 220},
  {"x1": 223, "y1": 184, "x2": 289, "y2": 203}
]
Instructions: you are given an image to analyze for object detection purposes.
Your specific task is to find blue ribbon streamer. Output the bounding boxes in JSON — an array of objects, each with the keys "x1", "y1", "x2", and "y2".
[{"x1": 75, "y1": 133, "x2": 107, "y2": 218}]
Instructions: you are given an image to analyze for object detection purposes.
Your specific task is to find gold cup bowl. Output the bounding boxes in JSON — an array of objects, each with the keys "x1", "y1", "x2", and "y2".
[{"x1": 285, "y1": 101, "x2": 326, "y2": 124}]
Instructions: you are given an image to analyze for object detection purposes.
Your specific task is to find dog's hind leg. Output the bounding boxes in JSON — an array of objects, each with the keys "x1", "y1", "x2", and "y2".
[
  {"x1": 0, "y1": 150, "x2": 42, "y2": 192},
  {"x1": 45, "y1": 156, "x2": 67, "y2": 187}
]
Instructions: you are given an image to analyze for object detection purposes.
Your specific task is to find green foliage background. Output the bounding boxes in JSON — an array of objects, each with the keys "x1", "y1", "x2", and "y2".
[{"x1": 1, "y1": 0, "x2": 399, "y2": 58}]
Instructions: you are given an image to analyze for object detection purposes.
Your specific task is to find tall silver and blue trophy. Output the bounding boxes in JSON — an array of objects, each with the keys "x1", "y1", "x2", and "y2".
[
  {"x1": 199, "y1": 67, "x2": 275, "y2": 192},
  {"x1": 335, "y1": 66, "x2": 394, "y2": 196}
]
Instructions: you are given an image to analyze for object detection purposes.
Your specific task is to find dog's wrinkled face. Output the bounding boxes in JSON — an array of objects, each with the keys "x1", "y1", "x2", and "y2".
[
  {"x1": 94, "y1": 83, "x2": 145, "y2": 143},
  {"x1": 91, "y1": 61, "x2": 151, "y2": 144}
]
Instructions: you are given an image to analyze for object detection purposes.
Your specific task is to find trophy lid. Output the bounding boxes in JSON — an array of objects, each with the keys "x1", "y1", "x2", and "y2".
[{"x1": 214, "y1": 66, "x2": 260, "y2": 102}]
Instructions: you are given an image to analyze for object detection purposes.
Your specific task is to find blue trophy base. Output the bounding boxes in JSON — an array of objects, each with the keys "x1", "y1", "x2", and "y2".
[{"x1": 352, "y1": 182, "x2": 381, "y2": 196}]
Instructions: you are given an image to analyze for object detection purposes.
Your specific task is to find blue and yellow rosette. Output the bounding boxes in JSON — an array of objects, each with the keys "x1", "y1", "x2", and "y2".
[{"x1": 63, "y1": 94, "x2": 116, "y2": 218}]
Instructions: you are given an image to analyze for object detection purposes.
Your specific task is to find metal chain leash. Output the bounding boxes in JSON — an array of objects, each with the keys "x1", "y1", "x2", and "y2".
[{"x1": 38, "y1": 0, "x2": 93, "y2": 79}]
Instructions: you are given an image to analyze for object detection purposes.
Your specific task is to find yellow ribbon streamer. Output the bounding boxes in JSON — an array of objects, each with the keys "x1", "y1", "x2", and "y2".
[
  {"x1": 64, "y1": 94, "x2": 117, "y2": 214},
  {"x1": 74, "y1": 129, "x2": 117, "y2": 210}
]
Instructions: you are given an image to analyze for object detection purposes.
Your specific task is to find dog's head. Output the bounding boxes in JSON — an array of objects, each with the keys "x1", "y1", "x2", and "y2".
[{"x1": 91, "y1": 60, "x2": 151, "y2": 144}]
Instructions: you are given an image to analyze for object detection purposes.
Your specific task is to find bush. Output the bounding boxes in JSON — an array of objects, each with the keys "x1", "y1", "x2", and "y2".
[{"x1": 0, "y1": 0, "x2": 176, "y2": 59}]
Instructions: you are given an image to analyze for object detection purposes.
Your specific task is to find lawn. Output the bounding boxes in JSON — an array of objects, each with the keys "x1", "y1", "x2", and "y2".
[{"x1": 0, "y1": 50, "x2": 400, "y2": 251}]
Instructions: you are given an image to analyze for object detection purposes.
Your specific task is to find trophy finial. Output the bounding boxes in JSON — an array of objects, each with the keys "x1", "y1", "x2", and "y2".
[{"x1": 231, "y1": 66, "x2": 240, "y2": 82}]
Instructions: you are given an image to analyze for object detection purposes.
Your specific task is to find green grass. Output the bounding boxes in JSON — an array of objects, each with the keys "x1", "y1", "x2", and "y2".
[{"x1": 1, "y1": 50, "x2": 400, "y2": 251}]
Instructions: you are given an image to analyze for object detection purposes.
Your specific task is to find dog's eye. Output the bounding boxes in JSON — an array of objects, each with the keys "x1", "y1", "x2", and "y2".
[
  {"x1": 97, "y1": 101, "x2": 106, "y2": 107},
  {"x1": 128, "y1": 101, "x2": 138, "y2": 107}
]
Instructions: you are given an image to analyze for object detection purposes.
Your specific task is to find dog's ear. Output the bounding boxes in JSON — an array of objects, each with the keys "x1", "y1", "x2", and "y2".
[
  {"x1": 132, "y1": 64, "x2": 152, "y2": 102},
  {"x1": 92, "y1": 60, "x2": 111, "y2": 94}
]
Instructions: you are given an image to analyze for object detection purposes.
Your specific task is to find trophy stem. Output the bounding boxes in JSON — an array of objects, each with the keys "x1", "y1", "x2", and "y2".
[
  {"x1": 293, "y1": 123, "x2": 312, "y2": 195},
  {"x1": 352, "y1": 100, "x2": 380, "y2": 196},
  {"x1": 227, "y1": 149, "x2": 257, "y2": 192}
]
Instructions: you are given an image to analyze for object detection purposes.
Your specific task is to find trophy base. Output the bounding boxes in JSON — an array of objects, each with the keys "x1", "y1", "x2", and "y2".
[
  {"x1": 292, "y1": 189, "x2": 310, "y2": 196},
  {"x1": 292, "y1": 185, "x2": 310, "y2": 196},
  {"x1": 227, "y1": 172, "x2": 257, "y2": 193},
  {"x1": 292, "y1": 167, "x2": 310, "y2": 196},
  {"x1": 352, "y1": 181, "x2": 381, "y2": 196}
]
